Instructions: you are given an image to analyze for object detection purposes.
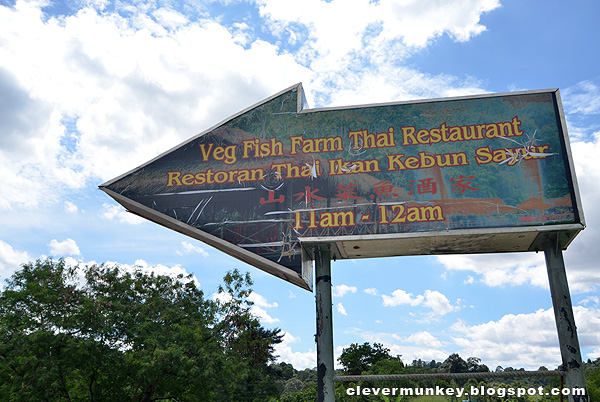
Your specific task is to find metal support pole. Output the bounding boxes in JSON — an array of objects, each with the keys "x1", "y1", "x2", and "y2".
[
  {"x1": 543, "y1": 234, "x2": 588, "y2": 402},
  {"x1": 315, "y1": 244, "x2": 335, "y2": 402}
]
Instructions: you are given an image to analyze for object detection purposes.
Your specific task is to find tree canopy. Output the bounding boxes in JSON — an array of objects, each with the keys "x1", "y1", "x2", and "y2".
[
  {"x1": 0, "y1": 258, "x2": 282, "y2": 402},
  {"x1": 338, "y1": 342, "x2": 402, "y2": 375}
]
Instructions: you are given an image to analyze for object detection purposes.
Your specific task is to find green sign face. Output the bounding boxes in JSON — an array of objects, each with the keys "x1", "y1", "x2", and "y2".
[{"x1": 100, "y1": 84, "x2": 584, "y2": 290}]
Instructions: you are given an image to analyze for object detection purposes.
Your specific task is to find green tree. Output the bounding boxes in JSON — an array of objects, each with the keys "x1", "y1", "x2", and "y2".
[
  {"x1": 338, "y1": 342, "x2": 392, "y2": 375},
  {"x1": 214, "y1": 269, "x2": 283, "y2": 401},
  {"x1": 441, "y1": 353, "x2": 468, "y2": 373},
  {"x1": 0, "y1": 259, "x2": 282, "y2": 402},
  {"x1": 467, "y1": 356, "x2": 489, "y2": 373},
  {"x1": 587, "y1": 364, "x2": 600, "y2": 402}
]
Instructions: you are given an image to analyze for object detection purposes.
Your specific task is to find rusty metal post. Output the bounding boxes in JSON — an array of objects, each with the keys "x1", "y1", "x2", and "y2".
[
  {"x1": 315, "y1": 244, "x2": 335, "y2": 402},
  {"x1": 543, "y1": 234, "x2": 588, "y2": 402}
]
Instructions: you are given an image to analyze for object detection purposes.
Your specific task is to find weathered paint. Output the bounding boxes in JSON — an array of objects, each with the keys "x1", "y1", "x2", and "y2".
[
  {"x1": 543, "y1": 233, "x2": 588, "y2": 402},
  {"x1": 315, "y1": 245, "x2": 335, "y2": 402}
]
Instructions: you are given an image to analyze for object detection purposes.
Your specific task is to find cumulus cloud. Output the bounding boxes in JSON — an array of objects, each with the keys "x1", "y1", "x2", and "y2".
[
  {"x1": 48, "y1": 238, "x2": 81, "y2": 256},
  {"x1": 343, "y1": 302, "x2": 600, "y2": 368},
  {"x1": 0, "y1": 240, "x2": 32, "y2": 288},
  {"x1": 1, "y1": 242, "x2": 200, "y2": 290},
  {"x1": 563, "y1": 80, "x2": 600, "y2": 117},
  {"x1": 178, "y1": 241, "x2": 209, "y2": 257},
  {"x1": 258, "y1": 0, "x2": 499, "y2": 55},
  {"x1": 249, "y1": 292, "x2": 279, "y2": 308},
  {"x1": 333, "y1": 284, "x2": 358, "y2": 297},
  {"x1": 382, "y1": 289, "x2": 458, "y2": 316},
  {"x1": 402, "y1": 331, "x2": 444, "y2": 349},
  {"x1": 0, "y1": 1, "x2": 312, "y2": 211},
  {"x1": 337, "y1": 303, "x2": 348, "y2": 316},
  {"x1": 124, "y1": 259, "x2": 201, "y2": 288},
  {"x1": 212, "y1": 291, "x2": 233, "y2": 305},
  {"x1": 101, "y1": 203, "x2": 146, "y2": 225},
  {"x1": 422, "y1": 290, "x2": 458, "y2": 316},
  {"x1": 450, "y1": 306, "x2": 600, "y2": 369},
  {"x1": 212, "y1": 290, "x2": 280, "y2": 323},
  {"x1": 251, "y1": 305, "x2": 280, "y2": 323},
  {"x1": 258, "y1": 0, "x2": 495, "y2": 106},
  {"x1": 64, "y1": 201, "x2": 79, "y2": 213},
  {"x1": 382, "y1": 289, "x2": 424, "y2": 307},
  {"x1": 249, "y1": 292, "x2": 280, "y2": 322},
  {"x1": 274, "y1": 332, "x2": 316, "y2": 370},
  {"x1": 437, "y1": 253, "x2": 549, "y2": 289}
]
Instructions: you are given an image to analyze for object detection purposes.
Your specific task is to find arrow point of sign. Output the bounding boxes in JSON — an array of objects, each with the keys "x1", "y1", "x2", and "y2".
[{"x1": 99, "y1": 82, "x2": 314, "y2": 290}]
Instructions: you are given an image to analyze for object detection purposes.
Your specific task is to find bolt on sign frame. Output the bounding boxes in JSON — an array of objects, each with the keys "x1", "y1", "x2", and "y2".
[{"x1": 100, "y1": 83, "x2": 587, "y2": 402}]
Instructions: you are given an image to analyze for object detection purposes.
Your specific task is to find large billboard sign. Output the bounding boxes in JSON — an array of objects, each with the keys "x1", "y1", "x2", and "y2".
[{"x1": 100, "y1": 83, "x2": 584, "y2": 290}]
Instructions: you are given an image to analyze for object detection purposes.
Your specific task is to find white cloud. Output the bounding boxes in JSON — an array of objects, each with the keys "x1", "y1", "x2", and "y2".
[
  {"x1": 259, "y1": 0, "x2": 499, "y2": 56},
  {"x1": 422, "y1": 290, "x2": 458, "y2": 316},
  {"x1": 258, "y1": 0, "x2": 495, "y2": 107},
  {"x1": 249, "y1": 292, "x2": 278, "y2": 308},
  {"x1": 152, "y1": 7, "x2": 188, "y2": 29},
  {"x1": 212, "y1": 291, "x2": 233, "y2": 305},
  {"x1": 64, "y1": 201, "x2": 79, "y2": 213},
  {"x1": 437, "y1": 253, "x2": 549, "y2": 289},
  {"x1": 251, "y1": 305, "x2": 280, "y2": 323},
  {"x1": 48, "y1": 238, "x2": 81, "y2": 256},
  {"x1": 563, "y1": 80, "x2": 600, "y2": 116},
  {"x1": 337, "y1": 302, "x2": 348, "y2": 316},
  {"x1": 0, "y1": 2, "x2": 312, "y2": 210},
  {"x1": 377, "y1": 0, "x2": 500, "y2": 47},
  {"x1": 212, "y1": 290, "x2": 280, "y2": 323},
  {"x1": 101, "y1": 203, "x2": 146, "y2": 225},
  {"x1": 37, "y1": 256, "x2": 202, "y2": 290},
  {"x1": 126, "y1": 259, "x2": 201, "y2": 288},
  {"x1": 382, "y1": 289, "x2": 458, "y2": 316},
  {"x1": 382, "y1": 289, "x2": 423, "y2": 307},
  {"x1": 364, "y1": 287, "x2": 378, "y2": 296},
  {"x1": 402, "y1": 331, "x2": 444, "y2": 349},
  {"x1": 451, "y1": 306, "x2": 600, "y2": 369},
  {"x1": 178, "y1": 241, "x2": 209, "y2": 257},
  {"x1": 580, "y1": 296, "x2": 600, "y2": 307},
  {"x1": 274, "y1": 332, "x2": 315, "y2": 370},
  {"x1": 564, "y1": 135, "x2": 600, "y2": 291},
  {"x1": 0, "y1": 244, "x2": 201, "y2": 291},
  {"x1": 0, "y1": 240, "x2": 31, "y2": 288},
  {"x1": 332, "y1": 284, "x2": 357, "y2": 297}
]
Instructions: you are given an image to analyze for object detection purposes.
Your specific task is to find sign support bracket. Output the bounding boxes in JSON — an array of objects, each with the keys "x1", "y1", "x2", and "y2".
[
  {"x1": 543, "y1": 233, "x2": 588, "y2": 402},
  {"x1": 314, "y1": 244, "x2": 335, "y2": 402}
]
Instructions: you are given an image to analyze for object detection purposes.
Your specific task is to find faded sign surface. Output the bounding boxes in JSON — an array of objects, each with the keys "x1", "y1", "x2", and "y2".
[{"x1": 100, "y1": 83, "x2": 584, "y2": 289}]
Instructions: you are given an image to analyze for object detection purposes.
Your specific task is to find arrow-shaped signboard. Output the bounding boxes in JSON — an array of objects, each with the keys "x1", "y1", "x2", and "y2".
[{"x1": 100, "y1": 83, "x2": 584, "y2": 291}]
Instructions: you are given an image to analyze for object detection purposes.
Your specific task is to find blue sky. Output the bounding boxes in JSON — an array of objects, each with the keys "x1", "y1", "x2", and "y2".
[{"x1": 1, "y1": 0, "x2": 600, "y2": 371}]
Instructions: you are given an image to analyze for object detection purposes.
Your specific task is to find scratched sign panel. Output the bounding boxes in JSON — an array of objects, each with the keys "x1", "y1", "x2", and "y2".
[{"x1": 100, "y1": 84, "x2": 583, "y2": 284}]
